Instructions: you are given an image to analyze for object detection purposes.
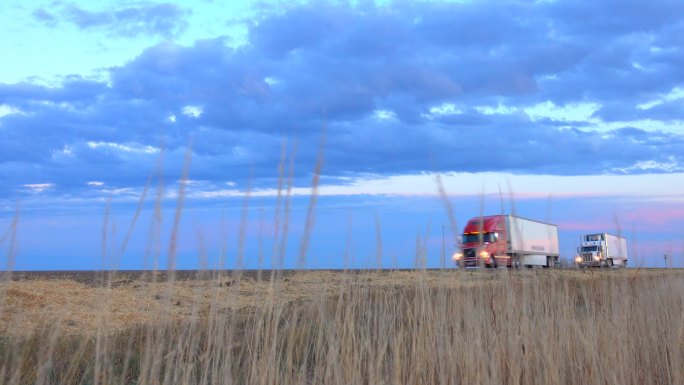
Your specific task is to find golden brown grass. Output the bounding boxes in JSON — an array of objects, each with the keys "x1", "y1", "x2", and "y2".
[{"x1": 1, "y1": 269, "x2": 682, "y2": 385}]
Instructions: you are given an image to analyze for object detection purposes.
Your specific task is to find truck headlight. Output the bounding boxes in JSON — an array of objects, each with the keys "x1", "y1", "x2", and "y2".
[
  {"x1": 575, "y1": 256, "x2": 582, "y2": 263},
  {"x1": 480, "y1": 251, "x2": 490, "y2": 259},
  {"x1": 452, "y1": 252, "x2": 463, "y2": 261},
  {"x1": 593, "y1": 255, "x2": 600, "y2": 261}
]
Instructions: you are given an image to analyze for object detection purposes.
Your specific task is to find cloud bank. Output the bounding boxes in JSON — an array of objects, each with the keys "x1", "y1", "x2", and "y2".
[{"x1": 2, "y1": 0, "x2": 684, "y2": 202}]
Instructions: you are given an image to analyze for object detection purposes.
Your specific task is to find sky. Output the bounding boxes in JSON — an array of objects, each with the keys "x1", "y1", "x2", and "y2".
[{"x1": 1, "y1": 0, "x2": 684, "y2": 270}]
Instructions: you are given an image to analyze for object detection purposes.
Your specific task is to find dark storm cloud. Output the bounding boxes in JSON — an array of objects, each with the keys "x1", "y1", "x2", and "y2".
[
  {"x1": 32, "y1": 3, "x2": 188, "y2": 37},
  {"x1": 4, "y1": 0, "x2": 684, "y2": 200}
]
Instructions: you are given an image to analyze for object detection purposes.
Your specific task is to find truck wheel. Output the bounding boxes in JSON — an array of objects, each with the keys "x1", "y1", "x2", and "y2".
[{"x1": 607, "y1": 259, "x2": 613, "y2": 268}]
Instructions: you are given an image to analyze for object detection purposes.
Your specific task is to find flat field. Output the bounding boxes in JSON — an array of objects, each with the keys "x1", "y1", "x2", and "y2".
[{"x1": 1, "y1": 269, "x2": 682, "y2": 384}]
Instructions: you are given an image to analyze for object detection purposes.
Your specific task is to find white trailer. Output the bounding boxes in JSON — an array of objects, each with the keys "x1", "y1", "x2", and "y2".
[
  {"x1": 507, "y1": 216, "x2": 560, "y2": 267},
  {"x1": 576, "y1": 233, "x2": 628, "y2": 268}
]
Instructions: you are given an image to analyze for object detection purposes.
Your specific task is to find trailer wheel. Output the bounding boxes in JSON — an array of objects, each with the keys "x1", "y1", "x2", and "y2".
[{"x1": 546, "y1": 256, "x2": 555, "y2": 268}]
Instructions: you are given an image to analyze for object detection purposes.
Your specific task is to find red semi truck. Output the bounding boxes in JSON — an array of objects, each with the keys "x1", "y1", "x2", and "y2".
[{"x1": 452, "y1": 215, "x2": 560, "y2": 268}]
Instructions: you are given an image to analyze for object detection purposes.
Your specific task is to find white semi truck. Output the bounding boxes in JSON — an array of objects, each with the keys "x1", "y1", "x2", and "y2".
[{"x1": 575, "y1": 233, "x2": 628, "y2": 268}]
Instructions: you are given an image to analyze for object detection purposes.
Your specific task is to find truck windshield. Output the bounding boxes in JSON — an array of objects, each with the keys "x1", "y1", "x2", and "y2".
[
  {"x1": 582, "y1": 246, "x2": 599, "y2": 252},
  {"x1": 462, "y1": 232, "x2": 498, "y2": 244}
]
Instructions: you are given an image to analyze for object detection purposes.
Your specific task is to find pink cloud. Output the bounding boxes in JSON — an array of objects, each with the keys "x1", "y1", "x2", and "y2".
[
  {"x1": 555, "y1": 220, "x2": 616, "y2": 232},
  {"x1": 503, "y1": 191, "x2": 615, "y2": 200},
  {"x1": 621, "y1": 205, "x2": 684, "y2": 226}
]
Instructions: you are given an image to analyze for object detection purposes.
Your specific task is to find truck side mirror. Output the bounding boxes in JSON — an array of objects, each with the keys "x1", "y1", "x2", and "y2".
[{"x1": 456, "y1": 235, "x2": 463, "y2": 245}]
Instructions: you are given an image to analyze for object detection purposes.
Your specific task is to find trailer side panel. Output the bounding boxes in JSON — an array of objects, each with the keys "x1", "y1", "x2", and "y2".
[{"x1": 507, "y1": 216, "x2": 559, "y2": 256}]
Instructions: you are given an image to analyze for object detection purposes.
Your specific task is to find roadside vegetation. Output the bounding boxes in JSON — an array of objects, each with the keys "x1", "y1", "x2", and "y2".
[{"x1": 0, "y1": 268, "x2": 682, "y2": 385}]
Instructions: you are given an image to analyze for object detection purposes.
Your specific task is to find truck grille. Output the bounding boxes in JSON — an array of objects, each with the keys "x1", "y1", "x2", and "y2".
[
  {"x1": 581, "y1": 253, "x2": 593, "y2": 262},
  {"x1": 462, "y1": 248, "x2": 478, "y2": 266},
  {"x1": 463, "y1": 248, "x2": 477, "y2": 260}
]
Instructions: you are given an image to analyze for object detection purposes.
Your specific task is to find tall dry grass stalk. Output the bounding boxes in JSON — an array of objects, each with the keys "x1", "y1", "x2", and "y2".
[
  {"x1": 1, "y1": 205, "x2": 19, "y2": 280},
  {"x1": 435, "y1": 174, "x2": 459, "y2": 252},
  {"x1": 375, "y1": 214, "x2": 383, "y2": 271},
  {"x1": 277, "y1": 140, "x2": 297, "y2": 273},
  {"x1": 167, "y1": 141, "x2": 194, "y2": 275},
  {"x1": 297, "y1": 133, "x2": 325, "y2": 269}
]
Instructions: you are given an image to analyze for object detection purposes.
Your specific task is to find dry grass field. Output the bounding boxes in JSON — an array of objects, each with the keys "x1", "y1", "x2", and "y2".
[{"x1": 0, "y1": 268, "x2": 682, "y2": 385}]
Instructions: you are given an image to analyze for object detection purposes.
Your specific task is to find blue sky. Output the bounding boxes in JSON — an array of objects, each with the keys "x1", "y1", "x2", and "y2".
[{"x1": 1, "y1": 0, "x2": 684, "y2": 270}]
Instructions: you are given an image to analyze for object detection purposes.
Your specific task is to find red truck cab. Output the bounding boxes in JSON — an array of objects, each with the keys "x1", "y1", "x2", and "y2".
[{"x1": 453, "y1": 215, "x2": 509, "y2": 268}]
